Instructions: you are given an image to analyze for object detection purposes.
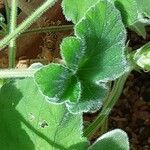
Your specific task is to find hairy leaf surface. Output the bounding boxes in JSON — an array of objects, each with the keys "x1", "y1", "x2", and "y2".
[
  {"x1": 75, "y1": 1, "x2": 127, "y2": 82},
  {"x1": 136, "y1": 0, "x2": 150, "y2": 18},
  {"x1": 114, "y1": 0, "x2": 150, "y2": 38},
  {"x1": 35, "y1": 0, "x2": 128, "y2": 113},
  {"x1": 35, "y1": 63, "x2": 81, "y2": 103},
  {"x1": 89, "y1": 129, "x2": 129, "y2": 150},
  {"x1": 0, "y1": 79, "x2": 88, "y2": 150},
  {"x1": 67, "y1": 82, "x2": 107, "y2": 113},
  {"x1": 62, "y1": 0, "x2": 98, "y2": 24}
]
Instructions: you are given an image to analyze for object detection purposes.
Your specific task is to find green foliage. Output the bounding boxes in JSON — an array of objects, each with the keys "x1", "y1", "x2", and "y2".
[
  {"x1": 0, "y1": 78, "x2": 88, "y2": 150},
  {"x1": 0, "y1": 78, "x2": 129, "y2": 150},
  {"x1": 136, "y1": 0, "x2": 150, "y2": 18},
  {"x1": 89, "y1": 129, "x2": 129, "y2": 150},
  {"x1": 62, "y1": 0, "x2": 98, "y2": 24},
  {"x1": 35, "y1": 0, "x2": 128, "y2": 113},
  {"x1": 114, "y1": 0, "x2": 150, "y2": 38}
]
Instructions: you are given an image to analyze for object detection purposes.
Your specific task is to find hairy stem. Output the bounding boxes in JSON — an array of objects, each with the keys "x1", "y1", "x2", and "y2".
[
  {"x1": 0, "y1": 0, "x2": 57, "y2": 49},
  {"x1": 3, "y1": 0, "x2": 10, "y2": 25},
  {"x1": 22, "y1": 25, "x2": 73, "y2": 34},
  {"x1": 9, "y1": 0, "x2": 18, "y2": 68},
  {"x1": 0, "y1": 69, "x2": 37, "y2": 78},
  {"x1": 83, "y1": 72, "x2": 130, "y2": 138}
]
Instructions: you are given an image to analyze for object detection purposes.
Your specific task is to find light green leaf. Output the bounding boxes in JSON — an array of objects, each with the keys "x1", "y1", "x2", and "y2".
[
  {"x1": 88, "y1": 129, "x2": 129, "y2": 150},
  {"x1": 0, "y1": 78, "x2": 88, "y2": 150},
  {"x1": 136, "y1": 0, "x2": 150, "y2": 18},
  {"x1": 75, "y1": 0, "x2": 128, "y2": 82},
  {"x1": 34, "y1": 63, "x2": 81, "y2": 103},
  {"x1": 133, "y1": 42, "x2": 150, "y2": 71},
  {"x1": 62, "y1": 0, "x2": 98, "y2": 24},
  {"x1": 67, "y1": 82, "x2": 107, "y2": 113}
]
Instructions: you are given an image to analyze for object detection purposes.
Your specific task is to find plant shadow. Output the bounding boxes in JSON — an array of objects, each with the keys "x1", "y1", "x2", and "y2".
[{"x1": 0, "y1": 80, "x2": 67, "y2": 150}]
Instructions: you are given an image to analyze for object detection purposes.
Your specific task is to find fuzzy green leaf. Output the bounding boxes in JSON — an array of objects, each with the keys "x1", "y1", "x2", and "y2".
[
  {"x1": 114, "y1": 0, "x2": 150, "y2": 38},
  {"x1": 35, "y1": 0, "x2": 128, "y2": 113},
  {"x1": 136, "y1": 0, "x2": 150, "y2": 18},
  {"x1": 35, "y1": 63, "x2": 81, "y2": 103},
  {"x1": 75, "y1": 0, "x2": 128, "y2": 82},
  {"x1": 67, "y1": 82, "x2": 107, "y2": 113},
  {"x1": 60, "y1": 37, "x2": 85, "y2": 72},
  {"x1": 62, "y1": 0, "x2": 98, "y2": 24},
  {"x1": 89, "y1": 129, "x2": 129, "y2": 150},
  {"x1": 0, "y1": 79, "x2": 88, "y2": 150},
  {"x1": 114, "y1": 0, "x2": 139, "y2": 26}
]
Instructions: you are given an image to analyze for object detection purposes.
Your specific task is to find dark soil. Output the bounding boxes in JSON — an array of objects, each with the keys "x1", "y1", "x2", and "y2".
[{"x1": 109, "y1": 72, "x2": 150, "y2": 150}]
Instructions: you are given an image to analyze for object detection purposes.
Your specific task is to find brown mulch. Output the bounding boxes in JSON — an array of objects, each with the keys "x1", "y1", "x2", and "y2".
[{"x1": 109, "y1": 72, "x2": 150, "y2": 150}]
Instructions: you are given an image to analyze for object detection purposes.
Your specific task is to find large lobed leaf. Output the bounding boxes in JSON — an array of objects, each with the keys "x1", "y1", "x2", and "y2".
[
  {"x1": 0, "y1": 78, "x2": 129, "y2": 150},
  {"x1": 35, "y1": 0, "x2": 128, "y2": 113},
  {"x1": 0, "y1": 79, "x2": 88, "y2": 150}
]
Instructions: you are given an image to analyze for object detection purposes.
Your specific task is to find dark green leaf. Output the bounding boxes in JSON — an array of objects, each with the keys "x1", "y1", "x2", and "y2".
[
  {"x1": 35, "y1": 63, "x2": 81, "y2": 103},
  {"x1": 67, "y1": 81, "x2": 107, "y2": 113}
]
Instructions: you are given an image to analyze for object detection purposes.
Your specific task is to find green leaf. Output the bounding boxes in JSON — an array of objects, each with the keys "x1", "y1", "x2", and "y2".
[
  {"x1": 114, "y1": 0, "x2": 150, "y2": 38},
  {"x1": 136, "y1": 0, "x2": 150, "y2": 18},
  {"x1": 35, "y1": 63, "x2": 81, "y2": 103},
  {"x1": 60, "y1": 36, "x2": 85, "y2": 72},
  {"x1": 0, "y1": 78, "x2": 88, "y2": 150},
  {"x1": 88, "y1": 129, "x2": 129, "y2": 150},
  {"x1": 75, "y1": 0, "x2": 128, "y2": 82},
  {"x1": 114, "y1": 0, "x2": 139, "y2": 26},
  {"x1": 62, "y1": 0, "x2": 98, "y2": 24},
  {"x1": 35, "y1": 0, "x2": 128, "y2": 113},
  {"x1": 67, "y1": 82, "x2": 107, "y2": 113}
]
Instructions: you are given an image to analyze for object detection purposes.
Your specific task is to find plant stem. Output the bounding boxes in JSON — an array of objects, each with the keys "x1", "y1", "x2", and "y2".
[
  {"x1": 0, "y1": 0, "x2": 57, "y2": 49},
  {"x1": 22, "y1": 25, "x2": 73, "y2": 34},
  {"x1": 3, "y1": 0, "x2": 10, "y2": 25},
  {"x1": 83, "y1": 72, "x2": 130, "y2": 138},
  {"x1": 0, "y1": 22, "x2": 7, "y2": 32},
  {"x1": 0, "y1": 69, "x2": 37, "y2": 78},
  {"x1": 100, "y1": 117, "x2": 108, "y2": 135},
  {"x1": 9, "y1": 0, "x2": 18, "y2": 68}
]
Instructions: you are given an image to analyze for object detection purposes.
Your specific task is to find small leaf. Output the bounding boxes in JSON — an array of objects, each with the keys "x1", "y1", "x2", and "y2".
[
  {"x1": 114, "y1": 0, "x2": 150, "y2": 38},
  {"x1": 35, "y1": 63, "x2": 81, "y2": 103},
  {"x1": 88, "y1": 129, "x2": 129, "y2": 150},
  {"x1": 60, "y1": 37, "x2": 85, "y2": 72},
  {"x1": 0, "y1": 78, "x2": 89, "y2": 149},
  {"x1": 114, "y1": 0, "x2": 139, "y2": 26},
  {"x1": 67, "y1": 81, "x2": 107, "y2": 113},
  {"x1": 62, "y1": 0, "x2": 98, "y2": 24},
  {"x1": 136, "y1": 0, "x2": 150, "y2": 18}
]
